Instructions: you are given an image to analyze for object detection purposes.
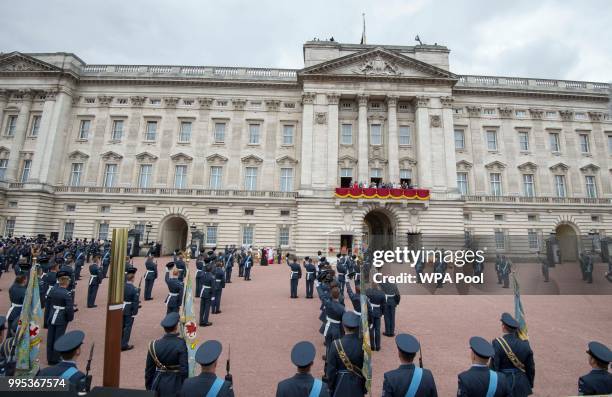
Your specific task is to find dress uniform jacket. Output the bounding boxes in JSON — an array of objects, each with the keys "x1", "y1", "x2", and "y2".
[
  {"x1": 578, "y1": 369, "x2": 612, "y2": 396},
  {"x1": 276, "y1": 373, "x2": 330, "y2": 397},
  {"x1": 7, "y1": 283, "x2": 26, "y2": 333},
  {"x1": 165, "y1": 273, "x2": 183, "y2": 313},
  {"x1": 457, "y1": 365, "x2": 510, "y2": 397},
  {"x1": 179, "y1": 372, "x2": 233, "y2": 397},
  {"x1": 382, "y1": 363, "x2": 438, "y2": 397},
  {"x1": 145, "y1": 332, "x2": 189, "y2": 396},
  {"x1": 325, "y1": 332, "x2": 366, "y2": 397},
  {"x1": 38, "y1": 361, "x2": 86, "y2": 392},
  {"x1": 490, "y1": 334, "x2": 535, "y2": 397}
]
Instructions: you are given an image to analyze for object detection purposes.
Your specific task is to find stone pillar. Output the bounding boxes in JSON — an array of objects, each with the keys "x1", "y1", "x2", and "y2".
[
  {"x1": 441, "y1": 96, "x2": 457, "y2": 191},
  {"x1": 414, "y1": 96, "x2": 432, "y2": 188},
  {"x1": 357, "y1": 94, "x2": 369, "y2": 183},
  {"x1": 38, "y1": 90, "x2": 73, "y2": 185},
  {"x1": 6, "y1": 90, "x2": 34, "y2": 182},
  {"x1": 387, "y1": 95, "x2": 399, "y2": 183},
  {"x1": 29, "y1": 90, "x2": 58, "y2": 183},
  {"x1": 0, "y1": 90, "x2": 8, "y2": 136},
  {"x1": 326, "y1": 93, "x2": 340, "y2": 187},
  {"x1": 300, "y1": 92, "x2": 315, "y2": 189}
]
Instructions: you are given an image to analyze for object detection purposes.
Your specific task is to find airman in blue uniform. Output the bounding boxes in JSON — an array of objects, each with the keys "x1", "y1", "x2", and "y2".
[
  {"x1": 38, "y1": 330, "x2": 88, "y2": 393},
  {"x1": 225, "y1": 250, "x2": 234, "y2": 283},
  {"x1": 490, "y1": 313, "x2": 535, "y2": 397},
  {"x1": 75, "y1": 247, "x2": 85, "y2": 280},
  {"x1": 212, "y1": 261, "x2": 226, "y2": 314},
  {"x1": 325, "y1": 312, "x2": 365, "y2": 397},
  {"x1": 382, "y1": 333, "x2": 438, "y2": 397},
  {"x1": 457, "y1": 336, "x2": 510, "y2": 397},
  {"x1": 145, "y1": 312, "x2": 189, "y2": 396},
  {"x1": 382, "y1": 281, "x2": 400, "y2": 337},
  {"x1": 289, "y1": 255, "x2": 302, "y2": 298},
  {"x1": 43, "y1": 261, "x2": 59, "y2": 329},
  {"x1": 199, "y1": 260, "x2": 216, "y2": 327},
  {"x1": 276, "y1": 341, "x2": 330, "y2": 397},
  {"x1": 336, "y1": 253, "x2": 347, "y2": 296},
  {"x1": 179, "y1": 340, "x2": 234, "y2": 397},
  {"x1": 144, "y1": 253, "x2": 158, "y2": 300},
  {"x1": 86, "y1": 254, "x2": 101, "y2": 308},
  {"x1": 578, "y1": 341, "x2": 612, "y2": 395},
  {"x1": 6, "y1": 270, "x2": 27, "y2": 337},
  {"x1": 243, "y1": 251, "x2": 253, "y2": 281},
  {"x1": 121, "y1": 267, "x2": 140, "y2": 351},
  {"x1": 175, "y1": 254, "x2": 186, "y2": 282},
  {"x1": 165, "y1": 263, "x2": 183, "y2": 314},
  {"x1": 319, "y1": 286, "x2": 344, "y2": 350},
  {"x1": 46, "y1": 270, "x2": 75, "y2": 364},
  {"x1": 304, "y1": 257, "x2": 316, "y2": 299},
  {"x1": 366, "y1": 285, "x2": 385, "y2": 351}
]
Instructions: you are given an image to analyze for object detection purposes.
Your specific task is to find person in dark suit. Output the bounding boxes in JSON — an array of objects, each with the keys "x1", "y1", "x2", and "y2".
[
  {"x1": 165, "y1": 263, "x2": 183, "y2": 315},
  {"x1": 121, "y1": 267, "x2": 140, "y2": 351},
  {"x1": 578, "y1": 341, "x2": 612, "y2": 395},
  {"x1": 144, "y1": 253, "x2": 158, "y2": 301},
  {"x1": 490, "y1": 313, "x2": 535, "y2": 397},
  {"x1": 304, "y1": 257, "x2": 316, "y2": 299},
  {"x1": 276, "y1": 341, "x2": 330, "y2": 397},
  {"x1": 199, "y1": 261, "x2": 216, "y2": 327},
  {"x1": 288, "y1": 255, "x2": 302, "y2": 298},
  {"x1": 179, "y1": 340, "x2": 233, "y2": 397},
  {"x1": 6, "y1": 271, "x2": 27, "y2": 337},
  {"x1": 145, "y1": 312, "x2": 189, "y2": 397},
  {"x1": 86, "y1": 254, "x2": 101, "y2": 308},
  {"x1": 458, "y1": 336, "x2": 510, "y2": 397},
  {"x1": 325, "y1": 312, "x2": 365, "y2": 397},
  {"x1": 38, "y1": 330, "x2": 87, "y2": 392},
  {"x1": 46, "y1": 270, "x2": 75, "y2": 365},
  {"x1": 382, "y1": 333, "x2": 438, "y2": 397}
]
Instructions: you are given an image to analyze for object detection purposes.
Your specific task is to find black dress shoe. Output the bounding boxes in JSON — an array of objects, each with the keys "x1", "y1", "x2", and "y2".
[
  {"x1": 216, "y1": 310, "x2": 222, "y2": 314},
  {"x1": 202, "y1": 322, "x2": 213, "y2": 327},
  {"x1": 121, "y1": 345, "x2": 134, "y2": 351},
  {"x1": 144, "y1": 298, "x2": 152, "y2": 301},
  {"x1": 87, "y1": 305, "x2": 97, "y2": 308}
]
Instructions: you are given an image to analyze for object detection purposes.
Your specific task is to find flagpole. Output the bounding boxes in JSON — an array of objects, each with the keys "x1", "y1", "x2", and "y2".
[{"x1": 103, "y1": 228, "x2": 128, "y2": 387}]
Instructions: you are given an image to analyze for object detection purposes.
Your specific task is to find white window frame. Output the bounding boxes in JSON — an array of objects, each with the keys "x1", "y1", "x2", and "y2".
[
  {"x1": 111, "y1": 119, "x2": 124, "y2": 141},
  {"x1": 206, "y1": 225, "x2": 218, "y2": 245},
  {"x1": 103, "y1": 164, "x2": 118, "y2": 187},
  {"x1": 528, "y1": 229, "x2": 539, "y2": 249},
  {"x1": 522, "y1": 174, "x2": 535, "y2": 197},
  {"x1": 29, "y1": 115, "x2": 41, "y2": 137},
  {"x1": 70, "y1": 163, "x2": 83, "y2": 187},
  {"x1": 179, "y1": 121, "x2": 192, "y2": 143},
  {"x1": 20, "y1": 159, "x2": 31, "y2": 183},
  {"x1": 282, "y1": 124, "x2": 294, "y2": 145},
  {"x1": 457, "y1": 172, "x2": 468, "y2": 195},
  {"x1": 242, "y1": 225, "x2": 254, "y2": 246},
  {"x1": 554, "y1": 175, "x2": 567, "y2": 198},
  {"x1": 174, "y1": 165, "x2": 188, "y2": 189},
  {"x1": 209, "y1": 166, "x2": 223, "y2": 189},
  {"x1": 78, "y1": 119, "x2": 91, "y2": 140},
  {"x1": 5, "y1": 219, "x2": 16, "y2": 236},
  {"x1": 486, "y1": 130, "x2": 498, "y2": 151},
  {"x1": 549, "y1": 133, "x2": 561, "y2": 152},
  {"x1": 98, "y1": 222, "x2": 109, "y2": 240},
  {"x1": 370, "y1": 124, "x2": 382, "y2": 145},
  {"x1": 340, "y1": 124, "x2": 352, "y2": 145},
  {"x1": 280, "y1": 167, "x2": 293, "y2": 192},
  {"x1": 490, "y1": 173, "x2": 502, "y2": 196},
  {"x1": 248, "y1": 123, "x2": 260, "y2": 145},
  {"x1": 145, "y1": 120, "x2": 157, "y2": 141},
  {"x1": 454, "y1": 129, "x2": 465, "y2": 150},
  {"x1": 138, "y1": 164, "x2": 152, "y2": 188},
  {"x1": 0, "y1": 159, "x2": 7, "y2": 180},
  {"x1": 63, "y1": 222, "x2": 75, "y2": 240},
  {"x1": 244, "y1": 167, "x2": 258, "y2": 191},
  {"x1": 585, "y1": 175, "x2": 597, "y2": 198},
  {"x1": 399, "y1": 125, "x2": 411, "y2": 146},
  {"x1": 519, "y1": 131, "x2": 529, "y2": 151},
  {"x1": 579, "y1": 134, "x2": 590, "y2": 154},
  {"x1": 278, "y1": 226, "x2": 290, "y2": 247},
  {"x1": 5, "y1": 115, "x2": 17, "y2": 136},
  {"x1": 214, "y1": 122, "x2": 226, "y2": 143}
]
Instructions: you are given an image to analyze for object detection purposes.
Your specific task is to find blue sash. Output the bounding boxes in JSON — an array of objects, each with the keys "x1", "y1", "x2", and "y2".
[
  {"x1": 486, "y1": 370, "x2": 498, "y2": 397},
  {"x1": 60, "y1": 366, "x2": 79, "y2": 380},
  {"x1": 308, "y1": 378, "x2": 322, "y2": 397},
  {"x1": 205, "y1": 377, "x2": 224, "y2": 397},
  {"x1": 405, "y1": 367, "x2": 422, "y2": 397}
]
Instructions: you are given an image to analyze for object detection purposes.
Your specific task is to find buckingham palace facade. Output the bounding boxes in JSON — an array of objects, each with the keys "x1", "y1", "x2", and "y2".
[{"x1": 0, "y1": 40, "x2": 610, "y2": 258}]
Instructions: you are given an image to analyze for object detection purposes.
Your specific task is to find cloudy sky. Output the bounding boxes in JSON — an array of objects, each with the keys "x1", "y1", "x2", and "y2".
[{"x1": 1, "y1": 0, "x2": 610, "y2": 81}]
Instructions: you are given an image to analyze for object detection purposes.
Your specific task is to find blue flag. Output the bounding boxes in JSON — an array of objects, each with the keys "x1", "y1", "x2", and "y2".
[
  {"x1": 15, "y1": 263, "x2": 44, "y2": 376},
  {"x1": 512, "y1": 272, "x2": 528, "y2": 340}
]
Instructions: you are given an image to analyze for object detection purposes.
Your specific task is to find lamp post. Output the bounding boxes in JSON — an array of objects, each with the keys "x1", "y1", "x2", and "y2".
[
  {"x1": 145, "y1": 221, "x2": 152, "y2": 245},
  {"x1": 190, "y1": 222, "x2": 197, "y2": 247}
]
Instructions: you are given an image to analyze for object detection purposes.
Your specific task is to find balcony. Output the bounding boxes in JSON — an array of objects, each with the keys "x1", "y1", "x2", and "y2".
[
  {"x1": 334, "y1": 187, "x2": 430, "y2": 201},
  {"x1": 462, "y1": 195, "x2": 612, "y2": 205}
]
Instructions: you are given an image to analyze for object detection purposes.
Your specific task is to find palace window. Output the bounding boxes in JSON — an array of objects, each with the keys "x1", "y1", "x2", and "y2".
[
  {"x1": 78, "y1": 120, "x2": 91, "y2": 140},
  {"x1": 208, "y1": 208, "x2": 218, "y2": 215},
  {"x1": 5, "y1": 219, "x2": 16, "y2": 236},
  {"x1": 399, "y1": 126, "x2": 411, "y2": 145},
  {"x1": 206, "y1": 226, "x2": 218, "y2": 245},
  {"x1": 454, "y1": 129, "x2": 465, "y2": 149},
  {"x1": 457, "y1": 172, "x2": 468, "y2": 195},
  {"x1": 400, "y1": 169, "x2": 412, "y2": 187},
  {"x1": 370, "y1": 168, "x2": 382, "y2": 185},
  {"x1": 370, "y1": 124, "x2": 382, "y2": 145},
  {"x1": 549, "y1": 133, "x2": 561, "y2": 152},
  {"x1": 545, "y1": 111, "x2": 557, "y2": 118},
  {"x1": 280, "y1": 168, "x2": 293, "y2": 192},
  {"x1": 63, "y1": 222, "x2": 74, "y2": 240},
  {"x1": 5, "y1": 115, "x2": 17, "y2": 136},
  {"x1": 244, "y1": 167, "x2": 257, "y2": 191},
  {"x1": 214, "y1": 122, "x2": 226, "y2": 143},
  {"x1": 340, "y1": 168, "x2": 352, "y2": 188},
  {"x1": 585, "y1": 176, "x2": 597, "y2": 198},
  {"x1": 98, "y1": 223, "x2": 109, "y2": 240},
  {"x1": 522, "y1": 174, "x2": 535, "y2": 197},
  {"x1": 20, "y1": 160, "x2": 31, "y2": 183},
  {"x1": 282, "y1": 125, "x2": 294, "y2": 145},
  {"x1": 494, "y1": 229, "x2": 505, "y2": 250},
  {"x1": 248, "y1": 123, "x2": 260, "y2": 145},
  {"x1": 29, "y1": 115, "x2": 41, "y2": 137},
  {"x1": 174, "y1": 165, "x2": 188, "y2": 189},
  {"x1": 103, "y1": 164, "x2": 118, "y2": 187},
  {"x1": 554, "y1": 175, "x2": 567, "y2": 197},
  {"x1": 242, "y1": 225, "x2": 254, "y2": 245},
  {"x1": 138, "y1": 164, "x2": 152, "y2": 188},
  {"x1": 145, "y1": 121, "x2": 157, "y2": 141},
  {"x1": 111, "y1": 120, "x2": 124, "y2": 141},
  {"x1": 483, "y1": 108, "x2": 496, "y2": 116},
  {"x1": 70, "y1": 163, "x2": 83, "y2": 186},
  {"x1": 579, "y1": 134, "x2": 590, "y2": 153},
  {"x1": 244, "y1": 209, "x2": 255, "y2": 216},
  {"x1": 515, "y1": 110, "x2": 527, "y2": 117},
  {"x1": 575, "y1": 112, "x2": 587, "y2": 120},
  {"x1": 179, "y1": 121, "x2": 192, "y2": 143},
  {"x1": 486, "y1": 130, "x2": 498, "y2": 151},
  {"x1": 209, "y1": 166, "x2": 223, "y2": 189},
  {"x1": 528, "y1": 229, "x2": 539, "y2": 249},
  {"x1": 518, "y1": 131, "x2": 529, "y2": 151},
  {"x1": 0, "y1": 159, "x2": 7, "y2": 180},
  {"x1": 341, "y1": 124, "x2": 352, "y2": 145},
  {"x1": 279, "y1": 226, "x2": 290, "y2": 246},
  {"x1": 490, "y1": 173, "x2": 502, "y2": 196},
  {"x1": 66, "y1": 204, "x2": 76, "y2": 212}
]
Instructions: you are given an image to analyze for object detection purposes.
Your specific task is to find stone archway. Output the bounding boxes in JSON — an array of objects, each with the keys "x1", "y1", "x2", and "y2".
[
  {"x1": 556, "y1": 223, "x2": 578, "y2": 262},
  {"x1": 363, "y1": 209, "x2": 396, "y2": 251},
  {"x1": 159, "y1": 215, "x2": 189, "y2": 255}
]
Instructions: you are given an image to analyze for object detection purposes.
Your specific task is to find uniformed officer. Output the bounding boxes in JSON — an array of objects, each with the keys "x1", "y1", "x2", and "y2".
[
  {"x1": 458, "y1": 336, "x2": 510, "y2": 397},
  {"x1": 336, "y1": 253, "x2": 347, "y2": 296},
  {"x1": 584, "y1": 252, "x2": 594, "y2": 284},
  {"x1": 38, "y1": 330, "x2": 88, "y2": 392},
  {"x1": 199, "y1": 261, "x2": 216, "y2": 327},
  {"x1": 243, "y1": 251, "x2": 253, "y2": 281},
  {"x1": 578, "y1": 341, "x2": 612, "y2": 395},
  {"x1": 382, "y1": 333, "x2": 438, "y2": 397},
  {"x1": 579, "y1": 251, "x2": 588, "y2": 281},
  {"x1": 434, "y1": 255, "x2": 447, "y2": 289},
  {"x1": 179, "y1": 340, "x2": 234, "y2": 397},
  {"x1": 289, "y1": 255, "x2": 302, "y2": 298},
  {"x1": 144, "y1": 253, "x2": 158, "y2": 301},
  {"x1": 43, "y1": 261, "x2": 59, "y2": 329},
  {"x1": 0, "y1": 315, "x2": 16, "y2": 376},
  {"x1": 304, "y1": 257, "x2": 316, "y2": 299},
  {"x1": 415, "y1": 256, "x2": 425, "y2": 284},
  {"x1": 46, "y1": 270, "x2": 75, "y2": 365},
  {"x1": 195, "y1": 255, "x2": 205, "y2": 294},
  {"x1": 276, "y1": 341, "x2": 330, "y2": 397},
  {"x1": 473, "y1": 256, "x2": 484, "y2": 279},
  {"x1": 537, "y1": 251, "x2": 549, "y2": 283},
  {"x1": 382, "y1": 281, "x2": 400, "y2": 337},
  {"x1": 366, "y1": 285, "x2": 385, "y2": 351},
  {"x1": 86, "y1": 254, "x2": 101, "y2": 308},
  {"x1": 101, "y1": 248, "x2": 110, "y2": 279},
  {"x1": 75, "y1": 247, "x2": 85, "y2": 280},
  {"x1": 225, "y1": 250, "x2": 234, "y2": 283},
  {"x1": 190, "y1": 242, "x2": 198, "y2": 259},
  {"x1": 6, "y1": 270, "x2": 27, "y2": 337},
  {"x1": 319, "y1": 287, "x2": 344, "y2": 350},
  {"x1": 490, "y1": 313, "x2": 535, "y2": 397},
  {"x1": 212, "y1": 261, "x2": 226, "y2": 314},
  {"x1": 345, "y1": 282, "x2": 361, "y2": 318},
  {"x1": 165, "y1": 263, "x2": 183, "y2": 314},
  {"x1": 325, "y1": 312, "x2": 365, "y2": 397},
  {"x1": 500, "y1": 258, "x2": 511, "y2": 288},
  {"x1": 121, "y1": 267, "x2": 140, "y2": 351},
  {"x1": 175, "y1": 254, "x2": 187, "y2": 282},
  {"x1": 495, "y1": 254, "x2": 503, "y2": 284},
  {"x1": 145, "y1": 312, "x2": 189, "y2": 396}
]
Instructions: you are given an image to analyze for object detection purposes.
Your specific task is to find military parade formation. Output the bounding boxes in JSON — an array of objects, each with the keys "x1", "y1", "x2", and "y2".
[{"x1": 0, "y1": 235, "x2": 610, "y2": 396}]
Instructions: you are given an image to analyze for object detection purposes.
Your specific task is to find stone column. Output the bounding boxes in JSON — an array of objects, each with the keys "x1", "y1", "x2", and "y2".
[
  {"x1": 326, "y1": 93, "x2": 340, "y2": 187},
  {"x1": 38, "y1": 90, "x2": 73, "y2": 185},
  {"x1": 299, "y1": 92, "x2": 315, "y2": 189},
  {"x1": 387, "y1": 95, "x2": 399, "y2": 183},
  {"x1": 357, "y1": 94, "x2": 369, "y2": 183},
  {"x1": 29, "y1": 90, "x2": 57, "y2": 183},
  {"x1": 0, "y1": 90, "x2": 8, "y2": 136},
  {"x1": 6, "y1": 90, "x2": 34, "y2": 182},
  {"x1": 414, "y1": 96, "x2": 432, "y2": 188},
  {"x1": 441, "y1": 96, "x2": 457, "y2": 191}
]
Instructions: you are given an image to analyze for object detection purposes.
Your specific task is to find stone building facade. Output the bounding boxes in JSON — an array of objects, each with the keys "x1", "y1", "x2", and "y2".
[{"x1": 0, "y1": 41, "x2": 610, "y2": 258}]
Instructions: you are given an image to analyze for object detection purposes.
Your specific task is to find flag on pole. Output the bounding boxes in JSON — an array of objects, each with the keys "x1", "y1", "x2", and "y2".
[
  {"x1": 180, "y1": 267, "x2": 198, "y2": 377},
  {"x1": 360, "y1": 13, "x2": 366, "y2": 45},
  {"x1": 511, "y1": 272, "x2": 528, "y2": 340},
  {"x1": 14, "y1": 263, "x2": 43, "y2": 376},
  {"x1": 359, "y1": 261, "x2": 372, "y2": 393}
]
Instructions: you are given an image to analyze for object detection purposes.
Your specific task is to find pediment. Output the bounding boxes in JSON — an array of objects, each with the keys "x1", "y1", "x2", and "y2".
[
  {"x1": 67, "y1": 150, "x2": 89, "y2": 160},
  {"x1": 100, "y1": 151, "x2": 122, "y2": 161},
  {"x1": 241, "y1": 154, "x2": 263, "y2": 164},
  {"x1": 399, "y1": 156, "x2": 417, "y2": 167},
  {"x1": 135, "y1": 151, "x2": 158, "y2": 161},
  {"x1": 0, "y1": 146, "x2": 9, "y2": 154},
  {"x1": 0, "y1": 52, "x2": 62, "y2": 73},
  {"x1": 484, "y1": 161, "x2": 506, "y2": 170},
  {"x1": 299, "y1": 47, "x2": 457, "y2": 81},
  {"x1": 517, "y1": 162, "x2": 538, "y2": 172},
  {"x1": 170, "y1": 152, "x2": 193, "y2": 162},
  {"x1": 206, "y1": 153, "x2": 228, "y2": 163},
  {"x1": 276, "y1": 155, "x2": 298, "y2": 165},
  {"x1": 338, "y1": 155, "x2": 357, "y2": 166},
  {"x1": 580, "y1": 163, "x2": 600, "y2": 173},
  {"x1": 456, "y1": 160, "x2": 472, "y2": 170},
  {"x1": 549, "y1": 162, "x2": 569, "y2": 172}
]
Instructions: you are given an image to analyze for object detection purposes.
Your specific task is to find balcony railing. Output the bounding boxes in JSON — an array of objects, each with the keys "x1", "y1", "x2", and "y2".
[
  {"x1": 456, "y1": 75, "x2": 610, "y2": 94},
  {"x1": 51, "y1": 185, "x2": 297, "y2": 198},
  {"x1": 462, "y1": 195, "x2": 612, "y2": 205}
]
